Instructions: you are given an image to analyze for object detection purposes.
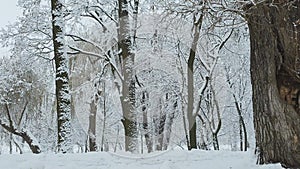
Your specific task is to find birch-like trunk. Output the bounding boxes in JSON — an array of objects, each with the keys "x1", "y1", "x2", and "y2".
[
  {"x1": 51, "y1": 0, "x2": 72, "y2": 153},
  {"x1": 118, "y1": 0, "x2": 138, "y2": 152}
]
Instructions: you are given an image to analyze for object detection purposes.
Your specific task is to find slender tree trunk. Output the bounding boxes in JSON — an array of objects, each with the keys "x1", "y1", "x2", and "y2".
[
  {"x1": 163, "y1": 99, "x2": 177, "y2": 150},
  {"x1": 142, "y1": 91, "x2": 153, "y2": 153},
  {"x1": 156, "y1": 97, "x2": 166, "y2": 151},
  {"x1": 246, "y1": 1, "x2": 300, "y2": 167},
  {"x1": 211, "y1": 84, "x2": 222, "y2": 151},
  {"x1": 239, "y1": 119, "x2": 243, "y2": 151},
  {"x1": 197, "y1": 114, "x2": 208, "y2": 150},
  {"x1": 181, "y1": 102, "x2": 190, "y2": 149},
  {"x1": 118, "y1": 0, "x2": 138, "y2": 152},
  {"x1": 187, "y1": 13, "x2": 204, "y2": 150},
  {"x1": 212, "y1": 132, "x2": 219, "y2": 150},
  {"x1": 225, "y1": 66, "x2": 248, "y2": 151},
  {"x1": 9, "y1": 133, "x2": 13, "y2": 154},
  {"x1": 101, "y1": 84, "x2": 107, "y2": 152},
  {"x1": 88, "y1": 97, "x2": 97, "y2": 151},
  {"x1": 233, "y1": 97, "x2": 248, "y2": 151}
]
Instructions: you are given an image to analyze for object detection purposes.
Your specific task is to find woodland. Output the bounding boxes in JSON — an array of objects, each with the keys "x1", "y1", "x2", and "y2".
[{"x1": 0, "y1": 0, "x2": 299, "y2": 168}]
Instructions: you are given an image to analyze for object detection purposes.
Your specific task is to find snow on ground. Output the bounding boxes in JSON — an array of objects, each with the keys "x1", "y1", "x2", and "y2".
[{"x1": 0, "y1": 149, "x2": 282, "y2": 169}]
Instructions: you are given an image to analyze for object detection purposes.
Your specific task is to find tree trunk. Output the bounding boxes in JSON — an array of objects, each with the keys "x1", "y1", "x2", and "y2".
[
  {"x1": 101, "y1": 84, "x2": 106, "y2": 152},
  {"x1": 211, "y1": 84, "x2": 222, "y2": 151},
  {"x1": 142, "y1": 91, "x2": 153, "y2": 153},
  {"x1": 187, "y1": 13, "x2": 204, "y2": 150},
  {"x1": 118, "y1": 0, "x2": 138, "y2": 152},
  {"x1": 88, "y1": 98, "x2": 97, "y2": 151},
  {"x1": 51, "y1": 0, "x2": 72, "y2": 153},
  {"x1": 246, "y1": 1, "x2": 300, "y2": 167},
  {"x1": 156, "y1": 97, "x2": 166, "y2": 151},
  {"x1": 163, "y1": 99, "x2": 177, "y2": 150},
  {"x1": 212, "y1": 132, "x2": 219, "y2": 150},
  {"x1": 233, "y1": 97, "x2": 247, "y2": 151}
]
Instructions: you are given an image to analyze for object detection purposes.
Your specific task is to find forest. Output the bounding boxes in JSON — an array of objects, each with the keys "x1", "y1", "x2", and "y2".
[{"x1": 0, "y1": 0, "x2": 299, "y2": 168}]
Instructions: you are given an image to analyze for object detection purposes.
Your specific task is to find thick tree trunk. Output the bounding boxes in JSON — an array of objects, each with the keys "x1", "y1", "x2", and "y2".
[
  {"x1": 51, "y1": 0, "x2": 72, "y2": 153},
  {"x1": 246, "y1": 1, "x2": 300, "y2": 167},
  {"x1": 118, "y1": 0, "x2": 138, "y2": 152}
]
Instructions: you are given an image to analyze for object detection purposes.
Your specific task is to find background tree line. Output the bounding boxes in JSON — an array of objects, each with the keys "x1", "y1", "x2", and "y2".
[{"x1": 0, "y1": 0, "x2": 299, "y2": 168}]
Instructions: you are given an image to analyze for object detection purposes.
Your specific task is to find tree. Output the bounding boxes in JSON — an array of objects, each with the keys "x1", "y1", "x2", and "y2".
[
  {"x1": 245, "y1": 0, "x2": 300, "y2": 167},
  {"x1": 225, "y1": 65, "x2": 249, "y2": 151},
  {"x1": 51, "y1": 0, "x2": 72, "y2": 153},
  {"x1": 118, "y1": 0, "x2": 139, "y2": 152},
  {"x1": 187, "y1": 8, "x2": 204, "y2": 150},
  {"x1": 0, "y1": 103, "x2": 41, "y2": 154}
]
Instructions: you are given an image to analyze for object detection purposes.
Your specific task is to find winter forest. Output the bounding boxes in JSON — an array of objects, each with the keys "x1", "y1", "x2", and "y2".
[{"x1": 0, "y1": 0, "x2": 299, "y2": 169}]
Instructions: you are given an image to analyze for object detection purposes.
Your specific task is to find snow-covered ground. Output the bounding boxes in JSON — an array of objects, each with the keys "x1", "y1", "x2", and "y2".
[{"x1": 0, "y1": 149, "x2": 282, "y2": 169}]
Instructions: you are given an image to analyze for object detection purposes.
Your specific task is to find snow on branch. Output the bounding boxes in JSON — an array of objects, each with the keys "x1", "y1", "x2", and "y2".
[
  {"x1": 66, "y1": 34, "x2": 124, "y2": 81},
  {"x1": 0, "y1": 103, "x2": 41, "y2": 154}
]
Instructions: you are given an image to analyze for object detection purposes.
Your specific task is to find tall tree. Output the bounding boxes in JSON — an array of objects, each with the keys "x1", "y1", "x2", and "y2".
[
  {"x1": 118, "y1": 0, "x2": 138, "y2": 152},
  {"x1": 187, "y1": 12, "x2": 204, "y2": 150},
  {"x1": 245, "y1": 0, "x2": 300, "y2": 167},
  {"x1": 51, "y1": 0, "x2": 72, "y2": 153}
]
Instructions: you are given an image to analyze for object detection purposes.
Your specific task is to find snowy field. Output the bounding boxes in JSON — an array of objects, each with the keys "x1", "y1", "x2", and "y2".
[{"x1": 0, "y1": 150, "x2": 282, "y2": 169}]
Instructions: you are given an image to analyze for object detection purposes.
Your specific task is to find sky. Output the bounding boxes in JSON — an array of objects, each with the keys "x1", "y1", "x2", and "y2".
[{"x1": 0, "y1": 1, "x2": 22, "y2": 56}]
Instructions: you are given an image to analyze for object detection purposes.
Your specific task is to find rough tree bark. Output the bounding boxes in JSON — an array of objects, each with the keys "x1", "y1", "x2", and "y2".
[
  {"x1": 51, "y1": 0, "x2": 72, "y2": 153},
  {"x1": 246, "y1": 1, "x2": 300, "y2": 167},
  {"x1": 118, "y1": 0, "x2": 138, "y2": 152}
]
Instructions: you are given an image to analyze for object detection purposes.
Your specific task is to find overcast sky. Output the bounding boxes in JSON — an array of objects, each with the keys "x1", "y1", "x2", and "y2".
[
  {"x1": 0, "y1": 1, "x2": 20, "y2": 27},
  {"x1": 0, "y1": 1, "x2": 21, "y2": 56}
]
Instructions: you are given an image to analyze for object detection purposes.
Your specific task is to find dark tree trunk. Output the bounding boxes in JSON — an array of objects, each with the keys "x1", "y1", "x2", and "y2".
[
  {"x1": 88, "y1": 98, "x2": 97, "y2": 151},
  {"x1": 187, "y1": 13, "x2": 204, "y2": 150},
  {"x1": 51, "y1": 0, "x2": 72, "y2": 153},
  {"x1": 233, "y1": 97, "x2": 247, "y2": 151},
  {"x1": 246, "y1": 1, "x2": 300, "y2": 167},
  {"x1": 212, "y1": 132, "x2": 219, "y2": 151}
]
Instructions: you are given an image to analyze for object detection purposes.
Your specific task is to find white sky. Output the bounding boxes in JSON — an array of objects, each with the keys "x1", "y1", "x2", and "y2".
[{"x1": 0, "y1": 1, "x2": 22, "y2": 56}]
